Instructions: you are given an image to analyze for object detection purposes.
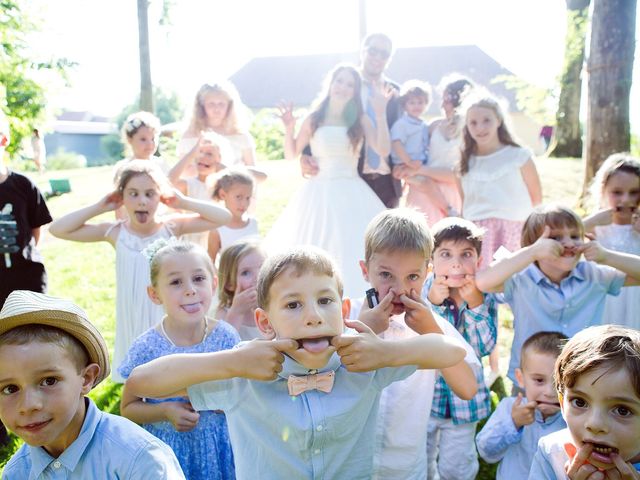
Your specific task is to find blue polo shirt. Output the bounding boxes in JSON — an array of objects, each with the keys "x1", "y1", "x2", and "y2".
[
  {"x1": 187, "y1": 353, "x2": 416, "y2": 480},
  {"x1": 504, "y1": 261, "x2": 625, "y2": 383},
  {"x1": 2, "y1": 397, "x2": 184, "y2": 479},
  {"x1": 390, "y1": 113, "x2": 430, "y2": 166}
]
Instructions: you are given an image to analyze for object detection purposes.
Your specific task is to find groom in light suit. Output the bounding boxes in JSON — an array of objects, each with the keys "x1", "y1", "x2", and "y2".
[{"x1": 301, "y1": 33, "x2": 402, "y2": 208}]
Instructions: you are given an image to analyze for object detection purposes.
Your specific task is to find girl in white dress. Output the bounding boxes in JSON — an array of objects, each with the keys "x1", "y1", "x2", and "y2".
[
  {"x1": 266, "y1": 63, "x2": 392, "y2": 298},
  {"x1": 49, "y1": 161, "x2": 231, "y2": 382},
  {"x1": 168, "y1": 131, "x2": 226, "y2": 249},
  {"x1": 178, "y1": 81, "x2": 266, "y2": 183},
  {"x1": 208, "y1": 168, "x2": 259, "y2": 263},
  {"x1": 584, "y1": 153, "x2": 640, "y2": 329}
]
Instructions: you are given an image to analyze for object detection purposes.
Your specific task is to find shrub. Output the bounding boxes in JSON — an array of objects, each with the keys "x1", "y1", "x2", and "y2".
[
  {"x1": 46, "y1": 149, "x2": 87, "y2": 170},
  {"x1": 250, "y1": 108, "x2": 287, "y2": 161}
]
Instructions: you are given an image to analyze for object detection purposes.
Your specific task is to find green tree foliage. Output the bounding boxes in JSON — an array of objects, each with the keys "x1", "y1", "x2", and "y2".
[
  {"x1": 492, "y1": 75, "x2": 556, "y2": 125},
  {"x1": 250, "y1": 108, "x2": 288, "y2": 161},
  {"x1": 0, "y1": 0, "x2": 74, "y2": 158}
]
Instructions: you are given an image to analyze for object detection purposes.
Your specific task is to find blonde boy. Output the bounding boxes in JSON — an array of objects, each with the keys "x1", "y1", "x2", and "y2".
[
  {"x1": 0, "y1": 290, "x2": 184, "y2": 479},
  {"x1": 529, "y1": 325, "x2": 640, "y2": 479},
  {"x1": 352, "y1": 209, "x2": 480, "y2": 479},
  {"x1": 476, "y1": 331, "x2": 567, "y2": 480},
  {"x1": 125, "y1": 247, "x2": 466, "y2": 480}
]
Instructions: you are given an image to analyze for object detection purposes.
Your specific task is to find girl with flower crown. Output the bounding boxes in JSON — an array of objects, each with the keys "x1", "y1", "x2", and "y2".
[
  {"x1": 120, "y1": 239, "x2": 238, "y2": 479},
  {"x1": 49, "y1": 160, "x2": 231, "y2": 382}
]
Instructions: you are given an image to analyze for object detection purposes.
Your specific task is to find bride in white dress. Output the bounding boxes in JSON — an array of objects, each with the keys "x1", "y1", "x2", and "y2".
[{"x1": 265, "y1": 64, "x2": 392, "y2": 298}]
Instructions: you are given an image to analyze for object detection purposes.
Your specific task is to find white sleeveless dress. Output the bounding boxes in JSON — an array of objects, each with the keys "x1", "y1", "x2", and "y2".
[
  {"x1": 265, "y1": 126, "x2": 385, "y2": 298},
  {"x1": 108, "y1": 221, "x2": 175, "y2": 382},
  {"x1": 595, "y1": 223, "x2": 640, "y2": 329}
]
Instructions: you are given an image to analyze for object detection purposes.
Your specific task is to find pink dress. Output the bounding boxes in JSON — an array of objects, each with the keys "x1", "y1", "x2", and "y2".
[{"x1": 406, "y1": 126, "x2": 462, "y2": 227}]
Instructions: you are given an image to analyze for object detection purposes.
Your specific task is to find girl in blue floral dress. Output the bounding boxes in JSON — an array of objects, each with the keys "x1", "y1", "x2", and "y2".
[{"x1": 119, "y1": 239, "x2": 239, "y2": 479}]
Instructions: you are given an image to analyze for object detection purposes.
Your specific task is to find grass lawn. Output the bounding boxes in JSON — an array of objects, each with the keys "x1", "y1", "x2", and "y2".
[{"x1": 1, "y1": 156, "x2": 585, "y2": 476}]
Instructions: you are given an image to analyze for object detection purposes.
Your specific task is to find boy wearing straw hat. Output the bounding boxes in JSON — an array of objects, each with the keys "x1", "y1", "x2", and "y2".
[{"x1": 0, "y1": 290, "x2": 185, "y2": 479}]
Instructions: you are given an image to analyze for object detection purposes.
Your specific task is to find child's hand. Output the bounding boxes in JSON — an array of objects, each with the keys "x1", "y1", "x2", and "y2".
[
  {"x1": 533, "y1": 225, "x2": 564, "y2": 261},
  {"x1": 332, "y1": 319, "x2": 388, "y2": 372},
  {"x1": 610, "y1": 453, "x2": 640, "y2": 479},
  {"x1": 370, "y1": 84, "x2": 394, "y2": 116},
  {"x1": 357, "y1": 289, "x2": 394, "y2": 334},
  {"x1": 587, "y1": 208, "x2": 615, "y2": 228},
  {"x1": 160, "y1": 188, "x2": 186, "y2": 209},
  {"x1": 235, "y1": 339, "x2": 299, "y2": 380},
  {"x1": 409, "y1": 159, "x2": 423, "y2": 170},
  {"x1": 400, "y1": 289, "x2": 440, "y2": 335},
  {"x1": 458, "y1": 275, "x2": 483, "y2": 308},
  {"x1": 577, "y1": 236, "x2": 607, "y2": 263},
  {"x1": 276, "y1": 101, "x2": 296, "y2": 129},
  {"x1": 511, "y1": 393, "x2": 537, "y2": 428},
  {"x1": 164, "y1": 401, "x2": 200, "y2": 432},
  {"x1": 392, "y1": 164, "x2": 410, "y2": 180},
  {"x1": 227, "y1": 287, "x2": 258, "y2": 319},
  {"x1": 100, "y1": 191, "x2": 123, "y2": 212},
  {"x1": 427, "y1": 275, "x2": 450, "y2": 306}
]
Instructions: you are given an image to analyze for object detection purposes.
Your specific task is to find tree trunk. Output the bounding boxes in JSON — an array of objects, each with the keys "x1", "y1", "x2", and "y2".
[
  {"x1": 553, "y1": 0, "x2": 590, "y2": 158},
  {"x1": 137, "y1": 0, "x2": 153, "y2": 112},
  {"x1": 584, "y1": 0, "x2": 636, "y2": 191}
]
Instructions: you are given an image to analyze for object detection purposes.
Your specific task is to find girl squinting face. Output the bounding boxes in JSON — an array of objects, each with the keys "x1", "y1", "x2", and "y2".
[
  {"x1": 220, "y1": 183, "x2": 253, "y2": 220},
  {"x1": 128, "y1": 126, "x2": 157, "y2": 160},
  {"x1": 604, "y1": 171, "x2": 640, "y2": 225}
]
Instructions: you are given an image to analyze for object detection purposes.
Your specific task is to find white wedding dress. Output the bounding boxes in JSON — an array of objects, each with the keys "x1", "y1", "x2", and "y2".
[{"x1": 265, "y1": 126, "x2": 385, "y2": 298}]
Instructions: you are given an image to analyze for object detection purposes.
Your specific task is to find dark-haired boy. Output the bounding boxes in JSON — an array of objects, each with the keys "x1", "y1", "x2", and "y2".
[
  {"x1": 476, "y1": 331, "x2": 567, "y2": 479},
  {"x1": 424, "y1": 216, "x2": 498, "y2": 480}
]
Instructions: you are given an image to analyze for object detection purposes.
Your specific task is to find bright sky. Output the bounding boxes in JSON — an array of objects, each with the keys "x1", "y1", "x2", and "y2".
[{"x1": 30, "y1": 0, "x2": 639, "y2": 131}]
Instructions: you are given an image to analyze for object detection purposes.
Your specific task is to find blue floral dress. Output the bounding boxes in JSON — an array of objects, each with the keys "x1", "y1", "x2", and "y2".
[{"x1": 119, "y1": 320, "x2": 240, "y2": 480}]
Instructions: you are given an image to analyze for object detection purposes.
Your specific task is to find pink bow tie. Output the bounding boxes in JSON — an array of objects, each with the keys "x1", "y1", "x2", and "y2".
[{"x1": 287, "y1": 371, "x2": 335, "y2": 396}]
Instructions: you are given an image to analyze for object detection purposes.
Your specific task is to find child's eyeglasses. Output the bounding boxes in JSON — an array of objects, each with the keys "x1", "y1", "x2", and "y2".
[{"x1": 366, "y1": 46, "x2": 391, "y2": 60}]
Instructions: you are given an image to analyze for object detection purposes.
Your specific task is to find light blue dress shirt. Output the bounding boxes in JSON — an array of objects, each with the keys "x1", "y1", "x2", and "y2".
[
  {"x1": 187, "y1": 353, "x2": 416, "y2": 480},
  {"x1": 2, "y1": 397, "x2": 185, "y2": 479},
  {"x1": 529, "y1": 428, "x2": 640, "y2": 479},
  {"x1": 504, "y1": 261, "x2": 625, "y2": 382},
  {"x1": 390, "y1": 113, "x2": 429, "y2": 166},
  {"x1": 476, "y1": 396, "x2": 566, "y2": 480}
]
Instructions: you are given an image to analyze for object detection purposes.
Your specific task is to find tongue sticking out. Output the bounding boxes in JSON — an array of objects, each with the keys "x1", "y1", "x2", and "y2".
[
  {"x1": 300, "y1": 337, "x2": 330, "y2": 353},
  {"x1": 135, "y1": 211, "x2": 149, "y2": 223},
  {"x1": 182, "y1": 303, "x2": 201, "y2": 314}
]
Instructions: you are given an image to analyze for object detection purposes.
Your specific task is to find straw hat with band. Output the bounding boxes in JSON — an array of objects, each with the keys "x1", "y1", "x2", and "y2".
[{"x1": 0, "y1": 290, "x2": 110, "y2": 386}]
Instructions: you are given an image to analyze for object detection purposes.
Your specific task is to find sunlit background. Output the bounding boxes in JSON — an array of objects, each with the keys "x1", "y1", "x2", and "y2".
[{"x1": 28, "y1": 0, "x2": 639, "y2": 131}]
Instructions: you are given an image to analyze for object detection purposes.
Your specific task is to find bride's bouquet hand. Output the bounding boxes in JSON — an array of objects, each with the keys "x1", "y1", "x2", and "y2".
[{"x1": 276, "y1": 101, "x2": 296, "y2": 130}]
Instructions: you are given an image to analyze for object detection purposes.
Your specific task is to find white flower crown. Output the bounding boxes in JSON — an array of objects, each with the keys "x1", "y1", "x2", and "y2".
[
  {"x1": 124, "y1": 117, "x2": 144, "y2": 134},
  {"x1": 142, "y1": 237, "x2": 181, "y2": 264}
]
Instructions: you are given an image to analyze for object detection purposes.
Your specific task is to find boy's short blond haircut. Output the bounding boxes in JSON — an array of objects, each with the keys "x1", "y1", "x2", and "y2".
[
  {"x1": 555, "y1": 324, "x2": 640, "y2": 398},
  {"x1": 257, "y1": 247, "x2": 343, "y2": 309},
  {"x1": 364, "y1": 208, "x2": 434, "y2": 264},
  {"x1": 521, "y1": 204, "x2": 585, "y2": 248}
]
